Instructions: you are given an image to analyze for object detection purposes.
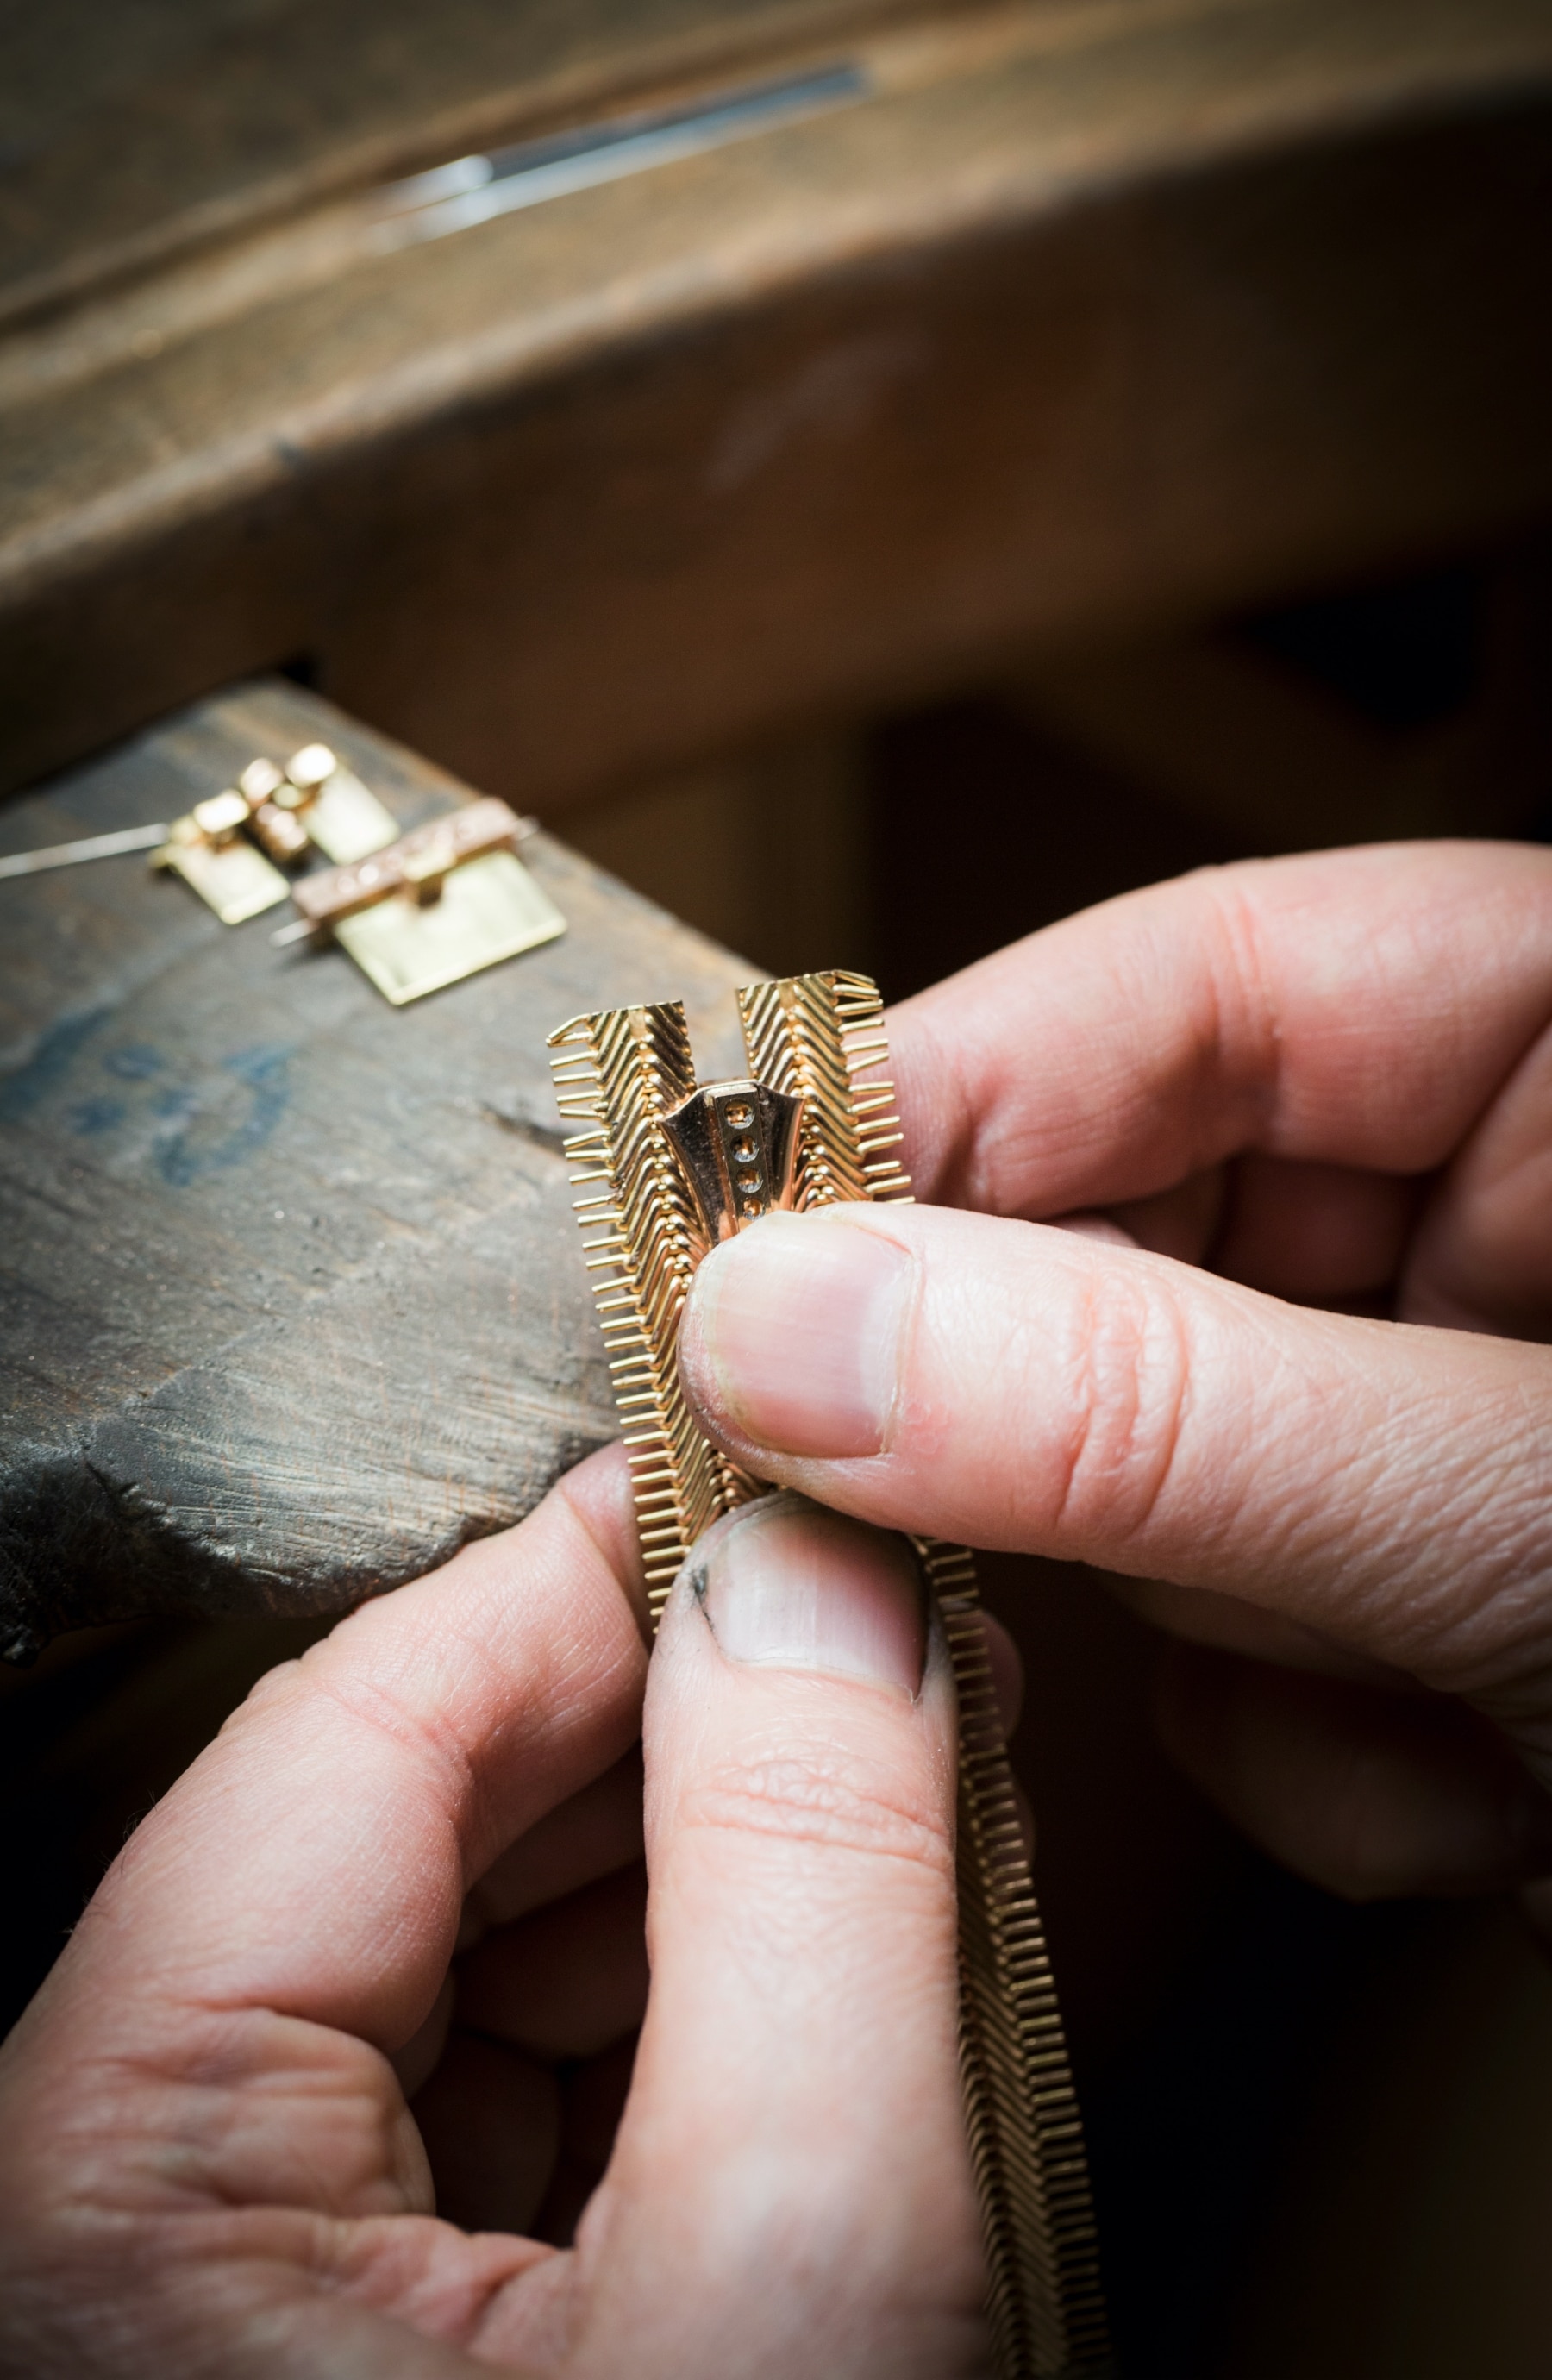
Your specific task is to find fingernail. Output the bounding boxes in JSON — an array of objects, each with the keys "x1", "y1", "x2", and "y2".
[
  {"x1": 679, "y1": 1211, "x2": 909, "y2": 1458},
  {"x1": 695, "y1": 1493, "x2": 926, "y2": 1696}
]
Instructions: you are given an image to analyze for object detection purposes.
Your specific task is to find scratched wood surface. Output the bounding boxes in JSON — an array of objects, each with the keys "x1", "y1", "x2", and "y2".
[{"x1": 0, "y1": 678, "x2": 752, "y2": 1659}]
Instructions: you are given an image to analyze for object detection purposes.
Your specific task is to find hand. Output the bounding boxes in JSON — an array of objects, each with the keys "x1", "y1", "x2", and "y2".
[
  {"x1": 0, "y1": 1451, "x2": 992, "y2": 2378},
  {"x1": 678, "y1": 842, "x2": 1552, "y2": 1911}
]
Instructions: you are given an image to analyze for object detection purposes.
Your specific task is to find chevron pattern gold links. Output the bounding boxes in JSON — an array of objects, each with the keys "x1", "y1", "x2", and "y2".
[
  {"x1": 548, "y1": 973, "x2": 1111, "y2": 2377},
  {"x1": 920, "y1": 1539, "x2": 1111, "y2": 2377},
  {"x1": 548, "y1": 997, "x2": 753, "y2": 1610},
  {"x1": 736, "y1": 968, "x2": 912, "y2": 1206}
]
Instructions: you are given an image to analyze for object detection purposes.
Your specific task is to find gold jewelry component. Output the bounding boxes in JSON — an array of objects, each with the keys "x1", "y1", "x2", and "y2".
[
  {"x1": 152, "y1": 742, "x2": 400, "y2": 922},
  {"x1": 548, "y1": 970, "x2": 1111, "y2": 2380},
  {"x1": 275, "y1": 795, "x2": 563, "y2": 1004},
  {"x1": 2, "y1": 742, "x2": 563, "y2": 1004}
]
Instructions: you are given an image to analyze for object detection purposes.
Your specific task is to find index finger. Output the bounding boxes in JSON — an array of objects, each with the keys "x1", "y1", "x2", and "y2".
[
  {"x1": 890, "y1": 841, "x2": 1552, "y2": 1216},
  {"x1": 26, "y1": 1445, "x2": 648, "y2": 2057}
]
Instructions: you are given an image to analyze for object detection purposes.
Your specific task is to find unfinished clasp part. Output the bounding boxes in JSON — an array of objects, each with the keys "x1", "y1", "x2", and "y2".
[
  {"x1": 661, "y1": 1078, "x2": 804, "y2": 1241},
  {"x1": 275, "y1": 794, "x2": 564, "y2": 1005},
  {"x1": 152, "y1": 742, "x2": 399, "y2": 923},
  {"x1": 548, "y1": 970, "x2": 1111, "y2": 2380},
  {"x1": 548, "y1": 971, "x2": 909, "y2": 1596}
]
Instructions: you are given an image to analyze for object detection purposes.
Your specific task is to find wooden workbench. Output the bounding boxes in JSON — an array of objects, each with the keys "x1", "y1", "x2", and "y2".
[{"x1": 0, "y1": 678, "x2": 752, "y2": 1657}]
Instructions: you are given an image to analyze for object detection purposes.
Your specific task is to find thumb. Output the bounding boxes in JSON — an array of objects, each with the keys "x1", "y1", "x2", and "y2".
[
  {"x1": 676, "y1": 1207, "x2": 1552, "y2": 1759},
  {"x1": 571, "y1": 1494, "x2": 986, "y2": 2380}
]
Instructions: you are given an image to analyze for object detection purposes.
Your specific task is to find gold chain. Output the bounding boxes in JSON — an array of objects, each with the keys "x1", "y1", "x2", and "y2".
[{"x1": 549, "y1": 972, "x2": 1111, "y2": 2377}]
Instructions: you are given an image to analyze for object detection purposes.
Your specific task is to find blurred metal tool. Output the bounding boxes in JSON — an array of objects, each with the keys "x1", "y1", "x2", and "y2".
[{"x1": 0, "y1": 823, "x2": 171, "y2": 878}]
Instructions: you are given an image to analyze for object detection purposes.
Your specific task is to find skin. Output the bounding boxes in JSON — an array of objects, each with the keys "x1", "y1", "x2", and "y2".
[
  {"x1": 678, "y1": 842, "x2": 1552, "y2": 1910},
  {"x1": 7, "y1": 836, "x2": 1548, "y2": 2372},
  {"x1": 0, "y1": 1459, "x2": 991, "y2": 2377}
]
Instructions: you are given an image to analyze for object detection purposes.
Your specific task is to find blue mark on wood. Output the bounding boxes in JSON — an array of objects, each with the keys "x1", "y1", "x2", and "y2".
[
  {"x1": 66, "y1": 1095, "x2": 128, "y2": 1135},
  {"x1": 0, "y1": 1007, "x2": 110, "y2": 1124},
  {"x1": 102, "y1": 1043, "x2": 165, "y2": 1081},
  {"x1": 1, "y1": 1013, "x2": 292, "y2": 1182},
  {"x1": 158, "y1": 1045, "x2": 292, "y2": 1185}
]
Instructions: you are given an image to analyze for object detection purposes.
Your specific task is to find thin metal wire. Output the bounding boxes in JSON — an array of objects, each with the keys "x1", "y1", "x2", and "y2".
[{"x1": 0, "y1": 823, "x2": 169, "y2": 879}]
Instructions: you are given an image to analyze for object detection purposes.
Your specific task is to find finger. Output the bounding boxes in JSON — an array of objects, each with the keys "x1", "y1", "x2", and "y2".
[
  {"x1": 464, "y1": 1748, "x2": 644, "y2": 1938},
  {"x1": 392, "y1": 1973, "x2": 456, "y2": 2099},
  {"x1": 677, "y1": 1206, "x2": 1552, "y2": 1751},
  {"x1": 1155, "y1": 1644, "x2": 1552, "y2": 1898},
  {"x1": 1407, "y1": 997, "x2": 1552, "y2": 1337},
  {"x1": 3, "y1": 1444, "x2": 648, "y2": 2214},
  {"x1": 1211, "y1": 1153, "x2": 1420, "y2": 1303},
  {"x1": 98, "y1": 1445, "x2": 642, "y2": 2039},
  {"x1": 565, "y1": 1494, "x2": 986, "y2": 2380},
  {"x1": 457, "y1": 1863, "x2": 649, "y2": 2060},
  {"x1": 1104, "y1": 1167, "x2": 1225, "y2": 1265},
  {"x1": 1107, "y1": 1575, "x2": 1412, "y2": 1686},
  {"x1": 1050, "y1": 1213, "x2": 1138, "y2": 1248},
  {"x1": 888, "y1": 842, "x2": 1552, "y2": 1218}
]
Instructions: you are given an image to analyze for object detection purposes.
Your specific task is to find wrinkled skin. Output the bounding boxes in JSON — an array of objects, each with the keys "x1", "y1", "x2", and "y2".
[
  {"x1": 0, "y1": 1464, "x2": 992, "y2": 2378},
  {"x1": 679, "y1": 843, "x2": 1552, "y2": 1911}
]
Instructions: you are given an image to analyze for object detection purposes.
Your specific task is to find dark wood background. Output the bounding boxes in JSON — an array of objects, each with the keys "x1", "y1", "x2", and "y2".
[{"x1": 3, "y1": 0, "x2": 1549, "y2": 816}]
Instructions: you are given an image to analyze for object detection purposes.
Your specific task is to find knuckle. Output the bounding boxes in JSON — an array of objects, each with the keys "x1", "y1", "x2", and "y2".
[
  {"x1": 679, "y1": 1749, "x2": 953, "y2": 1879},
  {"x1": 302, "y1": 1663, "x2": 480, "y2": 1832},
  {"x1": 1045, "y1": 1263, "x2": 1193, "y2": 1552}
]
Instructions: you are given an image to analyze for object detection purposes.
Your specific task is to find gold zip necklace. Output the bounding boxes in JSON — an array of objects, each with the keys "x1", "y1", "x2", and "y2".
[{"x1": 550, "y1": 969, "x2": 1111, "y2": 2379}]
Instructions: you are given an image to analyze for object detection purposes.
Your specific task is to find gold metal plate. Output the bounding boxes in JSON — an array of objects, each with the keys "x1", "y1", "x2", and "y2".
[
  {"x1": 160, "y1": 835, "x2": 290, "y2": 924},
  {"x1": 304, "y1": 767, "x2": 400, "y2": 864},
  {"x1": 334, "y1": 849, "x2": 564, "y2": 1004}
]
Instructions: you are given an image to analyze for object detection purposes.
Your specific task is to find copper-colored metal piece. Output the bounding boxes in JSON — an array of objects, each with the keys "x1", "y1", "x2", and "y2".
[
  {"x1": 248, "y1": 800, "x2": 311, "y2": 862},
  {"x1": 284, "y1": 742, "x2": 338, "y2": 792},
  {"x1": 289, "y1": 796, "x2": 523, "y2": 927},
  {"x1": 275, "y1": 796, "x2": 563, "y2": 1003},
  {"x1": 548, "y1": 971, "x2": 1111, "y2": 2379},
  {"x1": 153, "y1": 802, "x2": 290, "y2": 924},
  {"x1": 276, "y1": 744, "x2": 402, "y2": 863},
  {"x1": 190, "y1": 786, "x2": 250, "y2": 843},
  {"x1": 153, "y1": 741, "x2": 401, "y2": 920},
  {"x1": 660, "y1": 1076, "x2": 804, "y2": 1242},
  {"x1": 1, "y1": 742, "x2": 400, "y2": 915}
]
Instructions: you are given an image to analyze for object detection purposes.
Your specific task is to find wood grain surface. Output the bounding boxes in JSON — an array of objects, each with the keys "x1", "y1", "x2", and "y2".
[
  {"x1": 3, "y1": 0, "x2": 1549, "y2": 806},
  {"x1": 0, "y1": 679, "x2": 753, "y2": 1658},
  {"x1": 0, "y1": 0, "x2": 937, "y2": 323}
]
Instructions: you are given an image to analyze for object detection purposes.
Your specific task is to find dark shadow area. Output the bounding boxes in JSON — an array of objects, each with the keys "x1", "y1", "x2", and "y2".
[
  {"x1": 1239, "y1": 563, "x2": 1484, "y2": 733},
  {"x1": 869, "y1": 699, "x2": 1244, "y2": 996},
  {"x1": 867, "y1": 542, "x2": 1549, "y2": 999}
]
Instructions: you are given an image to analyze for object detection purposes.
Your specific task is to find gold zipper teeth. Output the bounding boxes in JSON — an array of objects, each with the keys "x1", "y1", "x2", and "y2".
[{"x1": 549, "y1": 978, "x2": 1110, "y2": 2377}]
